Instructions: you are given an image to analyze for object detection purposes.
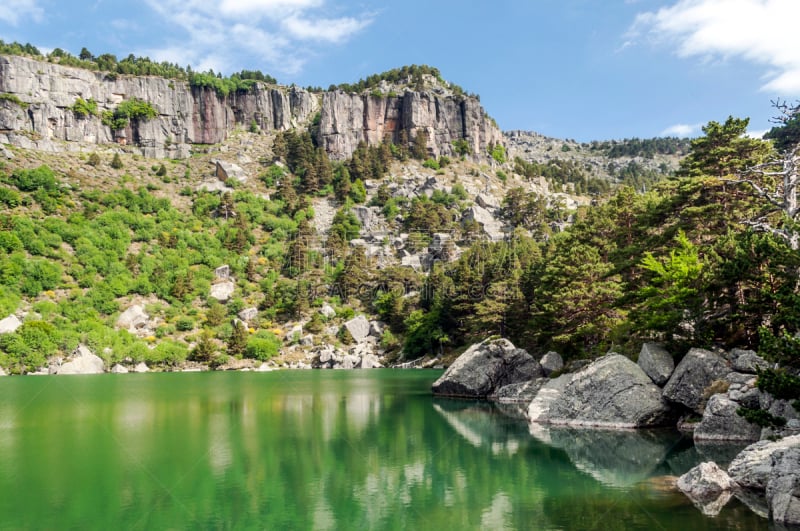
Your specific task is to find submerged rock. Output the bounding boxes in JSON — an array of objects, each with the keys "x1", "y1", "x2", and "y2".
[
  {"x1": 432, "y1": 338, "x2": 541, "y2": 398},
  {"x1": 662, "y1": 348, "x2": 729, "y2": 413},
  {"x1": 534, "y1": 354, "x2": 676, "y2": 428}
]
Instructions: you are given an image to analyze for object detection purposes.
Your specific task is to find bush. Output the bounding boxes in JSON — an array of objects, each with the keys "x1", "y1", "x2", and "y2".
[
  {"x1": 11, "y1": 165, "x2": 59, "y2": 192},
  {"x1": 110, "y1": 153, "x2": 123, "y2": 169},
  {"x1": 101, "y1": 98, "x2": 158, "y2": 130},
  {"x1": 422, "y1": 158, "x2": 440, "y2": 170},
  {"x1": 87, "y1": 153, "x2": 101, "y2": 166},
  {"x1": 246, "y1": 330, "x2": 282, "y2": 360},
  {"x1": 176, "y1": 317, "x2": 195, "y2": 331},
  {"x1": 70, "y1": 97, "x2": 98, "y2": 118}
]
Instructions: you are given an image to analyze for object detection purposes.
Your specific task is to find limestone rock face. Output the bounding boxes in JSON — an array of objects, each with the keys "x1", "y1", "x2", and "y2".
[
  {"x1": 432, "y1": 338, "x2": 541, "y2": 398},
  {"x1": 536, "y1": 354, "x2": 676, "y2": 428},
  {"x1": 116, "y1": 305, "x2": 149, "y2": 332},
  {"x1": 694, "y1": 394, "x2": 761, "y2": 441},
  {"x1": 462, "y1": 205, "x2": 505, "y2": 241},
  {"x1": 317, "y1": 90, "x2": 503, "y2": 161},
  {"x1": 662, "y1": 348, "x2": 729, "y2": 413},
  {"x1": 637, "y1": 343, "x2": 674, "y2": 386},
  {"x1": 0, "y1": 55, "x2": 317, "y2": 157},
  {"x1": 57, "y1": 345, "x2": 104, "y2": 375}
]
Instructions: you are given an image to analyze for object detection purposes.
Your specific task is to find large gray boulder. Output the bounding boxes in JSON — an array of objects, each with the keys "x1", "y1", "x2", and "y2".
[
  {"x1": 0, "y1": 314, "x2": 22, "y2": 334},
  {"x1": 694, "y1": 394, "x2": 761, "y2": 441},
  {"x1": 344, "y1": 315, "x2": 370, "y2": 343},
  {"x1": 116, "y1": 305, "x2": 149, "y2": 332},
  {"x1": 209, "y1": 281, "x2": 235, "y2": 303},
  {"x1": 728, "y1": 435, "x2": 800, "y2": 490},
  {"x1": 536, "y1": 353, "x2": 676, "y2": 428},
  {"x1": 489, "y1": 380, "x2": 545, "y2": 404},
  {"x1": 677, "y1": 461, "x2": 734, "y2": 516},
  {"x1": 731, "y1": 349, "x2": 770, "y2": 374},
  {"x1": 539, "y1": 351, "x2": 563, "y2": 377},
  {"x1": 111, "y1": 364, "x2": 129, "y2": 374},
  {"x1": 56, "y1": 345, "x2": 104, "y2": 375},
  {"x1": 637, "y1": 343, "x2": 674, "y2": 386},
  {"x1": 527, "y1": 374, "x2": 573, "y2": 423},
  {"x1": 432, "y1": 338, "x2": 541, "y2": 398},
  {"x1": 662, "y1": 348, "x2": 729, "y2": 413},
  {"x1": 766, "y1": 447, "x2": 800, "y2": 525}
]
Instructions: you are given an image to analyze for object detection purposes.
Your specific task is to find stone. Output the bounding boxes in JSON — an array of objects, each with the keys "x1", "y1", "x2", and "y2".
[
  {"x1": 432, "y1": 338, "x2": 541, "y2": 398},
  {"x1": 637, "y1": 343, "x2": 674, "y2": 386},
  {"x1": 237, "y1": 307, "x2": 258, "y2": 322},
  {"x1": 0, "y1": 366, "x2": 7, "y2": 376},
  {"x1": 475, "y1": 193, "x2": 500, "y2": 210},
  {"x1": 662, "y1": 348, "x2": 729, "y2": 413},
  {"x1": 215, "y1": 160, "x2": 247, "y2": 183},
  {"x1": 462, "y1": 205, "x2": 505, "y2": 241},
  {"x1": 338, "y1": 354, "x2": 360, "y2": 370},
  {"x1": 344, "y1": 315, "x2": 370, "y2": 343},
  {"x1": 694, "y1": 395, "x2": 761, "y2": 441},
  {"x1": 111, "y1": 364, "x2": 129, "y2": 374},
  {"x1": 0, "y1": 314, "x2": 22, "y2": 334},
  {"x1": 360, "y1": 354, "x2": 382, "y2": 369},
  {"x1": 527, "y1": 374, "x2": 573, "y2": 423},
  {"x1": 209, "y1": 281, "x2": 235, "y2": 302},
  {"x1": 535, "y1": 353, "x2": 676, "y2": 429},
  {"x1": 255, "y1": 363, "x2": 275, "y2": 372},
  {"x1": 56, "y1": 345, "x2": 104, "y2": 375},
  {"x1": 728, "y1": 435, "x2": 800, "y2": 490},
  {"x1": 300, "y1": 335, "x2": 314, "y2": 346},
  {"x1": 369, "y1": 320, "x2": 384, "y2": 338},
  {"x1": 133, "y1": 362, "x2": 150, "y2": 373},
  {"x1": 766, "y1": 447, "x2": 800, "y2": 524},
  {"x1": 215, "y1": 265, "x2": 231, "y2": 279},
  {"x1": 489, "y1": 380, "x2": 545, "y2": 404},
  {"x1": 731, "y1": 349, "x2": 771, "y2": 374},
  {"x1": 539, "y1": 351, "x2": 563, "y2": 376},
  {"x1": 677, "y1": 461, "x2": 734, "y2": 501},
  {"x1": 320, "y1": 303, "x2": 336, "y2": 319},
  {"x1": 117, "y1": 305, "x2": 149, "y2": 331}
]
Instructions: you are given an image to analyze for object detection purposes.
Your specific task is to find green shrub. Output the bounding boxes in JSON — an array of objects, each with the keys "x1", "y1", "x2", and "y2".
[
  {"x1": 87, "y1": 153, "x2": 101, "y2": 166},
  {"x1": 101, "y1": 98, "x2": 158, "y2": 130},
  {"x1": 422, "y1": 158, "x2": 440, "y2": 170},
  {"x1": 70, "y1": 97, "x2": 98, "y2": 118},
  {"x1": 0, "y1": 93, "x2": 27, "y2": 109},
  {"x1": 0, "y1": 187, "x2": 21, "y2": 207},
  {"x1": 11, "y1": 165, "x2": 58, "y2": 192},
  {"x1": 246, "y1": 330, "x2": 281, "y2": 360},
  {"x1": 176, "y1": 317, "x2": 195, "y2": 331},
  {"x1": 110, "y1": 153, "x2": 123, "y2": 169}
]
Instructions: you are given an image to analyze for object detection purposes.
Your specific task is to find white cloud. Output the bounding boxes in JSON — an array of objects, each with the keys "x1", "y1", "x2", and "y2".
[
  {"x1": 0, "y1": 0, "x2": 43, "y2": 25},
  {"x1": 661, "y1": 123, "x2": 702, "y2": 137},
  {"x1": 745, "y1": 128, "x2": 768, "y2": 139},
  {"x1": 630, "y1": 0, "x2": 800, "y2": 94},
  {"x1": 142, "y1": 0, "x2": 371, "y2": 77}
]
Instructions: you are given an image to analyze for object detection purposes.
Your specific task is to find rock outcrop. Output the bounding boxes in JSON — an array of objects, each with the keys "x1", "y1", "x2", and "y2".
[
  {"x1": 766, "y1": 448, "x2": 800, "y2": 525},
  {"x1": 677, "y1": 462, "x2": 735, "y2": 516},
  {"x1": 56, "y1": 345, "x2": 104, "y2": 375},
  {"x1": 662, "y1": 348, "x2": 729, "y2": 413},
  {"x1": 531, "y1": 354, "x2": 676, "y2": 428},
  {"x1": 539, "y1": 351, "x2": 563, "y2": 377},
  {"x1": 317, "y1": 90, "x2": 503, "y2": 160},
  {"x1": 0, "y1": 314, "x2": 22, "y2": 334},
  {"x1": 728, "y1": 435, "x2": 800, "y2": 491},
  {"x1": 431, "y1": 338, "x2": 541, "y2": 398}
]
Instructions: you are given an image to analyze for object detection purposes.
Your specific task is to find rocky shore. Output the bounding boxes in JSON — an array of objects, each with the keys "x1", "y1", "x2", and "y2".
[{"x1": 432, "y1": 337, "x2": 800, "y2": 525}]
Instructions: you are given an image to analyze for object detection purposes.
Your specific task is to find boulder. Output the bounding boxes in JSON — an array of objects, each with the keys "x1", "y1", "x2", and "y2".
[
  {"x1": 637, "y1": 343, "x2": 674, "y2": 386},
  {"x1": 536, "y1": 354, "x2": 676, "y2": 428},
  {"x1": 360, "y1": 354, "x2": 382, "y2": 369},
  {"x1": 539, "y1": 351, "x2": 563, "y2": 376},
  {"x1": 255, "y1": 362, "x2": 275, "y2": 372},
  {"x1": 462, "y1": 205, "x2": 505, "y2": 241},
  {"x1": 489, "y1": 380, "x2": 544, "y2": 404},
  {"x1": 0, "y1": 314, "x2": 22, "y2": 334},
  {"x1": 344, "y1": 315, "x2": 370, "y2": 343},
  {"x1": 0, "y1": 366, "x2": 7, "y2": 376},
  {"x1": 237, "y1": 307, "x2": 258, "y2": 322},
  {"x1": 731, "y1": 349, "x2": 770, "y2": 374},
  {"x1": 662, "y1": 348, "x2": 729, "y2": 413},
  {"x1": 766, "y1": 447, "x2": 800, "y2": 525},
  {"x1": 133, "y1": 362, "x2": 150, "y2": 373},
  {"x1": 369, "y1": 320, "x2": 384, "y2": 338},
  {"x1": 215, "y1": 160, "x2": 247, "y2": 183},
  {"x1": 111, "y1": 364, "x2": 129, "y2": 374},
  {"x1": 338, "y1": 354, "x2": 360, "y2": 370},
  {"x1": 432, "y1": 338, "x2": 542, "y2": 398},
  {"x1": 728, "y1": 435, "x2": 800, "y2": 490},
  {"x1": 677, "y1": 461, "x2": 734, "y2": 501},
  {"x1": 694, "y1": 394, "x2": 761, "y2": 441},
  {"x1": 320, "y1": 303, "x2": 336, "y2": 319},
  {"x1": 56, "y1": 345, "x2": 104, "y2": 375},
  {"x1": 116, "y1": 305, "x2": 149, "y2": 331},
  {"x1": 527, "y1": 374, "x2": 573, "y2": 423},
  {"x1": 214, "y1": 264, "x2": 231, "y2": 279},
  {"x1": 209, "y1": 281, "x2": 235, "y2": 303}
]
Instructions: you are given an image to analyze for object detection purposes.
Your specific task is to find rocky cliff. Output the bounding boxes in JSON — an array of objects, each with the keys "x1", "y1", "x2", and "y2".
[
  {"x1": 318, "y1": 90, "x2": 503, "y2": 160},
  {"x1": 0, "y1": 54, "x2": 503, "y2": 160}
]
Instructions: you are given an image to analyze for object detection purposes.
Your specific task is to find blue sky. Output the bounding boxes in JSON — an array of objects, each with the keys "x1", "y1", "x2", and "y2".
[{"x1": 2, "y1": 0, "x2": 798, "y2": 141}]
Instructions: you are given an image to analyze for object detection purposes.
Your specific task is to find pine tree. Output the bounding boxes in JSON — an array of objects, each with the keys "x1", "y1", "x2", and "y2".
[
  {"x1": 412, "y1": 129, "x2": 429, "y2": 160},
  {"x1": 228, "y1": 320, "x2": 248, "y2": 358}
]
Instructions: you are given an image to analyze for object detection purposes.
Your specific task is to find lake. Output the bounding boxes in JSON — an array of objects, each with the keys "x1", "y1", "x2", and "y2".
[{"x1": 0, "y1": 370, "x2": 766, "y2": 530}]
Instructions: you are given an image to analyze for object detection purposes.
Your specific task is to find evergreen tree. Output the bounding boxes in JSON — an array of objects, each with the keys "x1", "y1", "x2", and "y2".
[{"x1": 412, "y1": 129, "x2": 429, "y2": 160}]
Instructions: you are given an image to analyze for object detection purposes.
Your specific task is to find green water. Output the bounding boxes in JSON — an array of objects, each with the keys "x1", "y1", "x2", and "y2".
[{"x1": 0, "y1": 370, "x2": 767, "y2": 530}]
